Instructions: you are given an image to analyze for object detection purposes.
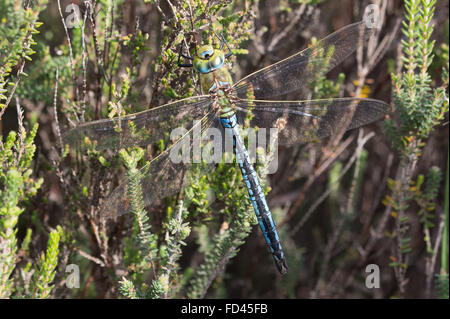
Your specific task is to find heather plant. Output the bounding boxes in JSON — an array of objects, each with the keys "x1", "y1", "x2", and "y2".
[
  {"x1": 0, "y1": 121, "x2": 59, "y2": 298},
  {"x1": 0, "y1": 0, "x2": 63, "y2": 299},
  {"x1": 0, "y1": 0, "x2": 48, "y2": 118},
  {"x1": 383, "y1": 0, "x2": 448, "y2": 297},
  {"x1": 0, "y1": 0, "x2": 448, "y2": 299}
]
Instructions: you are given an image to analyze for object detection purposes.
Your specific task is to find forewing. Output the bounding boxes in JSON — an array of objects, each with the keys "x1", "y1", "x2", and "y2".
[{"x1": 233, "y1": 21, "x2": 375, "y2": 100}]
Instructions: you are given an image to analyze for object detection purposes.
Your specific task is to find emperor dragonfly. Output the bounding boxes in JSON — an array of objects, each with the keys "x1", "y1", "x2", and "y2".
[{"x1": 63, "y1": 20, "x2": 389, "y2": 274}]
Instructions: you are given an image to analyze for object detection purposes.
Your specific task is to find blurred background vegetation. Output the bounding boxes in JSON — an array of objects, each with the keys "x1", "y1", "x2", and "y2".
[{"x1": 0, "y1": 0, "x2": 448, "y2": 298}]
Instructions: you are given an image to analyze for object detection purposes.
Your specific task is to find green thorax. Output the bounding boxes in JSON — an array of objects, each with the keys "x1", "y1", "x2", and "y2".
[{"x1": 193, "y1": 45, "x2": 234, "y2": 95}]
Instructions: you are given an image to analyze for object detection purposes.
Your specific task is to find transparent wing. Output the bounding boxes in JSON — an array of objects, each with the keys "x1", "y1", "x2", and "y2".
[
  {"x1": 62, "y1": 95, "x2": 212, "y2": 151},
  {"x1": 235, "y1": 98, "x2": 389, "y2": 146},
  {"x1": 232, "y1": 21, "x2": 374, "y2": 100},
  {"x1": 100, "y1": 109, "x2": 220, "y2": 219}
]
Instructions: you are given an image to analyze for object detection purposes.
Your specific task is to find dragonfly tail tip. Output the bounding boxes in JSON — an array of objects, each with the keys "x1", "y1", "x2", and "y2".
[{"x1": 275, "y1": 257, "x2": 289, "y2": 275}]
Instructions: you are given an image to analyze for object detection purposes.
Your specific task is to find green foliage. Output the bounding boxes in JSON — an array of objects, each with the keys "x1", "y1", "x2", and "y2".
[
  {"x1": 16, "y1": 45, "x2": 72, "y2": 106},
  {"x1": 32, "y1": 227, "x2": 62, "y2": 298},
  {"x1": 0, "y1": 121, "x2": 62, "y2": 298},
  {"x1": 0, "y1": 0, "x2": 48, "y2": 116},
  {"x1": 384, "y1": 0, "x2": 448, "y2": 153},
  {"x1": 119, "y1": 148, "x2": 193, "y2": 299},
  {"x1": 0, "y1": 123, "x2": 41, "y2": 190},
  {"x1": 414, "y1": 167, "x2": 442, "y2": 235},
  {"x1": 119, "y1": 277, "x2": 138, "y2": 299},
  {"x1": 186, "y1": 208, "x2": 253, "y2": 299},
  {"x1": 384, "y1": 165, "x2": 442, "y2": 261},
  {"x1": 0, "y1": 123, "x2": 42, "y2": 297},
  {"x1": 120, "y1": 148, "x2": 158, "y2": 291},
  {"x1": 152, "y1": 202, "x2": 191, "y2": 298},
  {"x1": 0, "y1": 1, "x2": 63, "y2": 299},
  {"x1": 382, "y1": 0, "x2": 448, "y2": 294},
  {"x1": 435, "y1": 273, "x2": 449, "y2": 299}
]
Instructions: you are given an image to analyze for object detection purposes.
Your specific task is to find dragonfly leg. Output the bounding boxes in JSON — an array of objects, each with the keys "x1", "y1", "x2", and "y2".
[
  {"x1": 178, "y1": 44, "x2": 193, "y2": 68},
  {"x1": 221, "y1": 33, "x2": 233, "y2": 58},
  {"x1": 209, "y1": 21, "x2": 232, "y2": 59}
]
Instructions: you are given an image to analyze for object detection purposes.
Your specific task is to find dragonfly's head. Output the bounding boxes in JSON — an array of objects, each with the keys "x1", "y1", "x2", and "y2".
[{"x1": 193, "y1": 44, "x2": 225, "y2": 74}]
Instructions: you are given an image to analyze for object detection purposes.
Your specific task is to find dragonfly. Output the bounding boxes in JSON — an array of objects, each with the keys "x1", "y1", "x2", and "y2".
[{"x1": 63, "y1": 20, "x2": 389, "y2": 275}]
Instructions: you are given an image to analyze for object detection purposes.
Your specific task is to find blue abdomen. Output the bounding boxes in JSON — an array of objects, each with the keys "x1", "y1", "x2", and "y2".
[{"x1": 220, "y1": 114, "x2": 288, "y2": 274}]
